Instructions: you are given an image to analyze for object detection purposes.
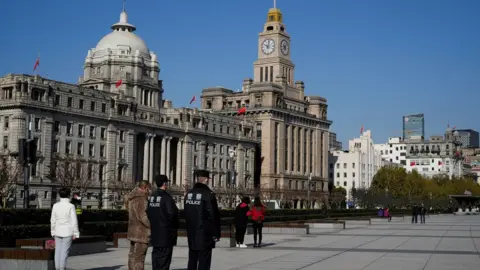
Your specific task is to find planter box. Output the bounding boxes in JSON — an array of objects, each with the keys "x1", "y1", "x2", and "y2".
[
  {"x1": 0, "y1": 248, "x2": 54, "y2": 270},
  {"x1": 113, "y1": 231, "x2": 236, "y2": 248},
  {"x1": 16, "y1": 236, "x2": 106, "y2": 256}
]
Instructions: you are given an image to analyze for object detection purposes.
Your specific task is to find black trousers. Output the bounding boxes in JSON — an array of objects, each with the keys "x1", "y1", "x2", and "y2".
[
  {"x1": 411, "y1": 214, "x2": 418, "y2": 223},
  {"x1": 253, "y1": 222, "x2": 263, "y2": 244},
  {"x1": 420, "y1": 214, "x2": 426, "y2": 223},
  {"x1": 152, "y1": 246, "x2": 173, "y2": 270},
  {"x1": 235, "y1": 226, "x2": 247, "y2": 244},
  {"x1": 187, "y1": 248, "x2": 212, "y2": 270}
]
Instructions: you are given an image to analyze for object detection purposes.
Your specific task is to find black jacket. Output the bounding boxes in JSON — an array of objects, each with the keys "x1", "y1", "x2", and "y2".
[
  {"x1": 147, "y1": 189, "x2": 179, "y2": 247},
  {"x1": 183, "y1": 183, "x2": 221, "y2": 251},
  {"x1": 234, "y1": 203, "x2": 250, "y2": 228}
]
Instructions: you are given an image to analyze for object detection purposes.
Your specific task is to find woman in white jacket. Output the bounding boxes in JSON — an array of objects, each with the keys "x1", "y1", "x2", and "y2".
[{"x1": 50, "y1": 188, "x2": 80, "y2": 270}]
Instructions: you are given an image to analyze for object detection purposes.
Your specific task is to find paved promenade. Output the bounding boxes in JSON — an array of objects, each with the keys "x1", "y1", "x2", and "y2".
[{"x1": 69, "y1": 215, "x2": 480, "y2": 270}]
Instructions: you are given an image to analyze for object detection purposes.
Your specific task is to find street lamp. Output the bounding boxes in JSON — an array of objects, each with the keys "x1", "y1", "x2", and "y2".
[{"x1": 228, "y1": 148, "x2": 236, "y2": 208}]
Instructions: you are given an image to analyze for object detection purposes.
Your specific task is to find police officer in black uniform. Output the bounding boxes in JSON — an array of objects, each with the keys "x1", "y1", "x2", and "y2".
[
  {"x1": 147, "y1": 175, "x2": 179, "y2": 270},
  {"x1": 184, "y1": 170, "x2": 221, "y2": 270}
]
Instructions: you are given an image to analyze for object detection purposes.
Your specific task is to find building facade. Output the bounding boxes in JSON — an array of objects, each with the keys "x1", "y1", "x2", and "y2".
[
  {"x1": 405, "y1": 129, "x2": 464, "y2": 178},
  {"x1": 329, "y1": 132, "x2": 342, "y2": 151},
  {"x1": 403, "y1": 113, "x2": 425, "y2": 139},
  {"x1": 200, "y1": 7, "x2": 331, "y2": 208},
  {"x1": 374, "y1": 137, "x2": 407, "y2": 167},
  {"x1": 0, "y1": 9, "x2": 258, "y2": 209},
  {"x1": 329, "y1": 130, "x2": 383, "y2": 203},
  {"x1": 455, "y1": 129, "x2": 479, "y2": 148}
]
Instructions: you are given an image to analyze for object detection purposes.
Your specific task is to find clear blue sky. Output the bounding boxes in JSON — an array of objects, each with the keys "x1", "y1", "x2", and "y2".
[{"x1": 2, "y1": 0, "x2": 479, "y2": 146}]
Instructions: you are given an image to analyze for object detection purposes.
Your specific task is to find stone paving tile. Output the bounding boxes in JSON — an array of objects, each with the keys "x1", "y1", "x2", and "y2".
[{"x1": 67, "y1": 215, "x2": 480, "y2": 270}]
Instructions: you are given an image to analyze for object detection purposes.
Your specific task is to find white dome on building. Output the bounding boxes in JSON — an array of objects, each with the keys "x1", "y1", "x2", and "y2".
[{"x1": 93, "y1": 10, "x2": 150, "y2": 57}]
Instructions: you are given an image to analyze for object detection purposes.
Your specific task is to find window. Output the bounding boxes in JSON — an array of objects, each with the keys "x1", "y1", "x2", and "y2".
[
  {"x1": 101, "y1": 103, "x2": 106, "y2": 113},
  {"x1": 256, "y1": 122, "x2": 262, "y2": 138},
  {"x1": 3, "y1": 136, "x2": 8, "y2": 149},
  {"x1": 87, "y1": 164, "x2": 93, "y2": 179},
  {"x1": 343, "y1": 181, "x2": 347, "y2": 187},
  {"x1": 101, "y1": 127, "x2": 107, "y2": 139},
  {"x1": 79, "y1": 99, "x2": 84, "y2": 109},
  {"x1": 336, "y1": 163, "x2": 339, "y2": 169},
  {"x1": 34, "y1": 118, "x2": 41, "y2": 130},
  {"x1": 89, "y1": 144, "x2": 95, "y2": 157},
  {"x1": 352, "y1": 163, "x2": 355, "y2": 168},
  {"x1": 66, "y1": 141, "x2": 72, "y2": 154},
  {"x1": 352, "y1": 172, "x2": 356, "y2": 177},
  {"x1": 343, "y1": 163, "x2": 347, "y2": 169},
  {"x1": 100, "y1": 145, "x2": 105, "y2": 157},
  {"x1": 336, "y1": 173, "x2": 340, "y2": 177},
  {"x1": 53, "y1": 140, "x2": 59, "y2": 152},
  {"x1": 3, "y1": 116, "x2": 8, "y2": 129},
  {"x1": 99, "y1": 164, "x2": 104, "y2": 181},
  {"x1": 343, "y1": 173, "x2": 347, "y2": 177},
  {"x1": 54, "y1": 95, "x2": 60, "y2": 105},
  {"x1": 78, "y1": 124, "x2": 84, "y2": 137},
  {"x1": 54, "y1": 121, "x2": 60, "y2": 133},
  {"x1": 66, "y1": 123, "x2": 73, "y2": 135},
  {"x1": 119, "y1": 130, "x2": 125, "y2": 142},
  {"x1": 67, "y1": 97, "x2": 73, "y2": 107},
  {"x1": 90, "y1": 101, "x2": 95, "y2": 111},
  {"x1": 89, "y1": 126, "x2": 96, "y2": 138},
  {"x1": 119, "y1": 147, "x2": 125, "y2": 159},
  {"x1": 77, "y1": 142, "x2": 83, "y2": 155}
]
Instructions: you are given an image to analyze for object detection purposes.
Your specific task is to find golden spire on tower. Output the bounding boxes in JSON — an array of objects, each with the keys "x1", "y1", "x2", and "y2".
[{"x1": 267, "y1": 0, "x2": 283, "y2": 23}]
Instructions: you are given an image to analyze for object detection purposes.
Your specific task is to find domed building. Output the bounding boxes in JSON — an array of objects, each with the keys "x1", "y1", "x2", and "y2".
[
  {"x1": 79, "y1": 8, "x2": 162, "y2": 108},
  {"x1": 0, "y1": 7, "x2": 258, "y2": 209}
]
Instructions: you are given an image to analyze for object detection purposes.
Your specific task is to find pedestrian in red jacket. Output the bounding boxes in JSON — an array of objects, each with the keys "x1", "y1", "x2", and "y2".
[{"x1": 247, "y1": 198, "x2": 266, "y2": 247}]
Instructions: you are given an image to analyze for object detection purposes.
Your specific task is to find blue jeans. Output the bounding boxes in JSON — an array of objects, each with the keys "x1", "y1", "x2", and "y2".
[{"x1": 54, "y1": 236, "x2": 72, "y2": 270}]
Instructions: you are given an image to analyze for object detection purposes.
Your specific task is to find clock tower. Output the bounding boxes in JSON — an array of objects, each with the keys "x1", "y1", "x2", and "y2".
[{"x1": 253, "y1": 6, "x2": 295, "y2": 86}]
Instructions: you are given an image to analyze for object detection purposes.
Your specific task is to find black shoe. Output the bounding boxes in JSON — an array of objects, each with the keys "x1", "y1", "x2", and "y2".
[
  {"x1": 253, "y1": 244, "x2": 258, "y2": 248},
  {"x1": 258, "y1": 243, "x2": 262, "y2": 248}
]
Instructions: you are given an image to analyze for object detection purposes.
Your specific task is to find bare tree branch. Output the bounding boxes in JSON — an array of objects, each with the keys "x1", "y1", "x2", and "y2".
[
  {"x1": 108, "y1": 178, "x2": 136, "y2": 209},
  {"x1": 47, "y1": 157, "x2": 96, "y2": 196},
  {"x1": 0, "y1": 156, "x2": 22, "y2": 208}
]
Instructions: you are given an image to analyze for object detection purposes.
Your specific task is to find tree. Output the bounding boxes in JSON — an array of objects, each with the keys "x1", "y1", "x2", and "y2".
[
  {"x1": 330, "y1": 187, "x2": 347, "y2": 209},
  {"x1": 108, "y1": 178, "x2": 136, "y2": 209},
  {"x1": 0, "y1": 156, "x2": 22, "y2": 208},
  {"x1": 48, "y1": 158, "x2": 95, "y2": 196}
]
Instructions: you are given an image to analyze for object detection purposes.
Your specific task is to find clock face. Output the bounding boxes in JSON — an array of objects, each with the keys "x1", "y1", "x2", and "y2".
[
  {"x1": 281, "y1": 40, "x2": 289, "y2": 55},
  {"x1": 261, "y1": 39, "x2": 275, "y2": 55}
]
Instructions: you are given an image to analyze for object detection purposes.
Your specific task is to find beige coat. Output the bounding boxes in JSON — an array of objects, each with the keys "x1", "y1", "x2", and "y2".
[{"x1": 127, "y1": 188, "x2": 150, "y2": 244}]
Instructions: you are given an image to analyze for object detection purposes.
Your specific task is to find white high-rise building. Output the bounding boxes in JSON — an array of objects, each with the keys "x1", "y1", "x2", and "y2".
[
  {"x1": 329, "y1": 130, "x2": 383, "y2": 204},
  {"x1": 374, "y1": 137, "x2": 407, "y2": 167}
]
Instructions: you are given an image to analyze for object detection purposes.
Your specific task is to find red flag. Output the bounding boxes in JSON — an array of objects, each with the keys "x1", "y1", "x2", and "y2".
[
  {"x1": 452, "y1": 125, "x2": 456, "y2": 130},
  {"x1": 238, "y1": 107, "x2": 246, "y2": 115},
  {"x1": 189, "y1": 95, "x2": 196, "y2": 104},
  {"x1": 410, "y1": 161, "x2": 416, "y2": 166},
  {"x1": 115, "y1": 79, "x2": 122, "y2": 88},
  {"x1": 360, "y1": 125, "x2": 364, "y2": 135},
  {"x1": 33, "y1": 57, "x2": 40, "y2": 72}
]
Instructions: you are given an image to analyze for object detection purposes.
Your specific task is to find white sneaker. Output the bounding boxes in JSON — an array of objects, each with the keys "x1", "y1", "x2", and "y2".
[
  {"x1": 236, "y1": 244, "x2": 240, "y2": 248},
  {"x1": 239, "y1": 244, "x2": 247, "y2": 248}
]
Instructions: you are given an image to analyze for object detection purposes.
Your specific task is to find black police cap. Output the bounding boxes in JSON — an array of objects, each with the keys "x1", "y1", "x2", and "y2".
[
  {"x1": 195, "y1": 169, "x2": 210, "y2": 178},
  {"x1": 154, "y1": 174, "x2": 169, "y2": 187}
]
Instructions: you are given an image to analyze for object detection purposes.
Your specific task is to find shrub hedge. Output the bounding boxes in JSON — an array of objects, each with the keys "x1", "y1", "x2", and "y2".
[{"x1": 0, "y1": 208, "x2": 417, "y2": 247}]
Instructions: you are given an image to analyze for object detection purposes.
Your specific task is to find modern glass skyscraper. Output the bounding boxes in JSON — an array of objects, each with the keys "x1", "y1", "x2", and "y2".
[{"x1": 403, "y1": 113, "x2": 425, "y2": 139}]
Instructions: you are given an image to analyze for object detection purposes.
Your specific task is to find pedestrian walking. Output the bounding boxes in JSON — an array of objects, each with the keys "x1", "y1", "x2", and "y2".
[
  {"x1": 247, "y1": 197, "x2": 266, "y2": 248},
  {"x1": 234, "y1": 197, "x2": 251, "y2": 248},
  {"x1": 71, "y1": 192, "x2": 83, "y2": 228},
  {"x1": 127, "y1": 180, "x2": 151, "y2": 270},
  {"x1": 411, "y1": 204, "x2": 418, "y2": 224},
  {"x1": 184, "y1": 169, "x2": 221, "y2": 270},
  {"x1": 419, "y1": 203, "x2": 426, "y2": 224},
  {"x1": 50, "y1": 187, "x2": 79, "y2": 270},
  {"x1": 384, "y1": 206, "x2": 392, "y2": 222},
  {"x1": 147, "y1": 175, "x2": 179, "y2": 270}
]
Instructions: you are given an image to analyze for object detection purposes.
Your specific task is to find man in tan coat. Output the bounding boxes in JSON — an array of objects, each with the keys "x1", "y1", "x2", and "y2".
[{"x1": 127, "y1": 180, "x2": 151, "y2": 270}]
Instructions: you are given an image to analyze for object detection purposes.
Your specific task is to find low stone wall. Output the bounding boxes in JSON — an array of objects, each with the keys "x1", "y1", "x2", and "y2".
[
  {"x1": 113, "y1": 231, "x2": 236, "y2": 248},
  {"x1": 16, "y1": 236, "x2": 107, "y2": 256},
  {"x1": 0, "y1": 248, "x2": 54, "y2": 270},
  {"x1": 246, "y1": 223, "x2": 310, "y2": 235}
]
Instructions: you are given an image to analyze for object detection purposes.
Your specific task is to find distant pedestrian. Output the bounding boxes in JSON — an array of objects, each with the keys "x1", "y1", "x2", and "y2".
[
  {"x1": 147, "y1": 175, "x2": 179, "y2": 270},
  {"x1": 184, "y1": 169, "x2": 221, "y2": 270},
  {"x1": 419, "y1": 203, "x2": 426, "y2": 224},
  {"x1": 247, "y1": 197, "x2": 266, "y2": 248},
  {"x1": 234, "y1": 197, "x2": 251, "y2": 248},
  {"x1": 411, "y1": 204, "x2": 418, "y2": 224},
  {"x1": 71, "y1": 192, "x2": 83, "y2": 228},
  {"x1": 50, "y1": 187, "x2": 79, "y2": 270},
  {"x1": 127, "y1": 180, "x2": 151, "y2": 270},
  {"x1": 384, "y1": 206, "x2": 392, "y2": 222}
]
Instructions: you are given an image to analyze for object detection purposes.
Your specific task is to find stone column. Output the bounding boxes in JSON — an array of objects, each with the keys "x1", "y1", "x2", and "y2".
[
  {"x1": 42, "y1": 118, "x2": 54, "y2": 183},
  {"x1": 293, "y1": 126, "x2": 298, "y2": 173},
  {"x1": 143, "y1": 134, "x2": 150, "y2": 181},
  {"x1": 160, "y1": 136, "x2": 167, "y2": 175},
  {"x1": 166, "y1": 137, "x2": 171, "y2": 179},
  {"x1": 287, "y1": 125, "x2": 292, "y2": 172},
  {"x1": 300, "y1": 128, "x2": 305, "y2": 175},
  {"x1": 237, "y1": 144, "x2": 245, "y2": 187},
  {"x1": 182, "y1": 136, "x2": 193, "y2": 188},
  {"x1": 176, "y1": 139, "x2": 183, "y2": 185},
  {"x1": 306, "y1": 129, "x2": 311, "y2": 175},
  {"x1": 312, "y1": 130, "x2": 317, "y2": 177},
  {"x1": 322, "y1": 131, "x2": 329, "y2": 183},
  {"x1": 105, "y1": 125, "x2": 118, "y2": 208},
  {"x1": 149, "y1": 134, "x2": 156, "y2": 182},
  {"x1": 278, "y1": 123, "x2": 286, "y2": 173},
  {"x1": 199, "y1": 141, "x2": 206, "y2": 169},
  {"x1": 315, "y1": 129, "x2": 322, "y2": 176},
  {"x1": 126, "y1": 130, "x2": 136, "y2": 182}
]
